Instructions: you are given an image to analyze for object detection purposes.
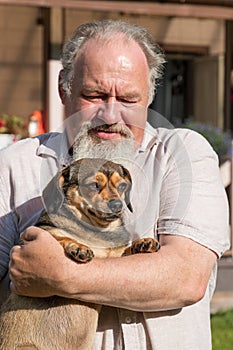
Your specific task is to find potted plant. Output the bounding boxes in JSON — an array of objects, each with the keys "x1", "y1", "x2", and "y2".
[{"x1": 0, "y1": 113, "x2": 28, "y2": 149}]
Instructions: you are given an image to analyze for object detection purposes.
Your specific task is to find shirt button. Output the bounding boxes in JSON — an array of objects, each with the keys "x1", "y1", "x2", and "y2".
[{"x1": 125, "y1": 316, "x2": 132, "y2": 324}]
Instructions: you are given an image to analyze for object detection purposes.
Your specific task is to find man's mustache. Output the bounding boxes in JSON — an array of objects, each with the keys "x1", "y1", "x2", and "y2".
[{"x1": 88, "y1": 122, "x2": 134, "y2": 139}]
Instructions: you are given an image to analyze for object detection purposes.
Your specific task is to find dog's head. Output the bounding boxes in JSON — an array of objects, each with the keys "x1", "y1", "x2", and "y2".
[{"x1": 43, "y1": 158, "x2": 133, "y2": 227}]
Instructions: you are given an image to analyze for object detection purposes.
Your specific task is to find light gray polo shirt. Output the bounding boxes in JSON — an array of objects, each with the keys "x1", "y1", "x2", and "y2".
[{"x1": 0, "y1": 122, "x2": 230, "y2": 349}]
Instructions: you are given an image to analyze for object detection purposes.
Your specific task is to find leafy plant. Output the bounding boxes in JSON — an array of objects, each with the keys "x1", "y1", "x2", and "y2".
[{"x1": 0, "y1": 113, "x2": 28, "y2": 137}]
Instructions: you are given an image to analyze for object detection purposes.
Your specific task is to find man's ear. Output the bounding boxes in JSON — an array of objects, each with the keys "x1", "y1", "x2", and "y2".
[{"x1": 58, "y1": 69, "x2": 66, "y2": 105}]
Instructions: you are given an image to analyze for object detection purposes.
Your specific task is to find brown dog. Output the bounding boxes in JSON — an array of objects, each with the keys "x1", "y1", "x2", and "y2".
[{"x1": 0, "y1": 158, "x2": 160, "y2": 350}]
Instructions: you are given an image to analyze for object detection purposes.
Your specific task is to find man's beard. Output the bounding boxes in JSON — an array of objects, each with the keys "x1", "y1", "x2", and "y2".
[{"x1": 72, "y1": 121, "x2": 136, "y2": 164}]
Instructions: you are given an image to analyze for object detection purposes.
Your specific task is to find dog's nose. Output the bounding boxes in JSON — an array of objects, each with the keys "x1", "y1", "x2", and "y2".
[{"x1": 108, "y1": 199, "x2": 123, "y2": 213}]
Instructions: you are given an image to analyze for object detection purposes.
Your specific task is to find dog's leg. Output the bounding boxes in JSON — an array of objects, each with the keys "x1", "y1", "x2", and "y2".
[
  {"x1": 124, "y1": 238, "x2": 160, "y2": 255},
  {"x1": 56, "y1": 236, "x2": 94, "y2": 262}
]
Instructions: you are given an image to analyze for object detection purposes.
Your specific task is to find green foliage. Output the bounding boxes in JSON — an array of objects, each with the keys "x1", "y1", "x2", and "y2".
[
  {"x1": 211, "y1": 309, "x2": 233, "y2": 350},
  {"x1": 0, "y1": 113, "x2": 28, "y2": 137}
]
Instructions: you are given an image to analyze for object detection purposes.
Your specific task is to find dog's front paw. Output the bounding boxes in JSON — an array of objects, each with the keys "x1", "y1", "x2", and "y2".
[
  {"x1": 66, "y1": 243, "x2": 94, "y2": 263},
  {"x1": 131, "y1": 238, "x2": 160, "y2": 254}
]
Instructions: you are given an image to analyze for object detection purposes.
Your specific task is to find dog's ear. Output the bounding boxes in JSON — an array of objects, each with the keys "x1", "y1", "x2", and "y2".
[
  {"x1": 66, "y1": 158, "x2": 84, "y2": 182},
  {"x1": 120, "y1": 165, "x2": 133, "y2": 213},
  {"x1": 125, "y1": 189, "x2": 133, "y2": 213},
  {"x1": 42, "y1": 167, "x2": 68, "y2": 213}
]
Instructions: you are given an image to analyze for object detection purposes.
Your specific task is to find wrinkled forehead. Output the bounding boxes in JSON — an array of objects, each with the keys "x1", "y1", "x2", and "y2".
[{"x1": 75, "y1": 34, "x2": 148, "y2": 71}]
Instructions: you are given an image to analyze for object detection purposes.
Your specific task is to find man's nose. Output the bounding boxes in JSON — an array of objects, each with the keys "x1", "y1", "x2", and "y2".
[{"x1": 97, "y1": 100, "x2": 122, "y2": 124}]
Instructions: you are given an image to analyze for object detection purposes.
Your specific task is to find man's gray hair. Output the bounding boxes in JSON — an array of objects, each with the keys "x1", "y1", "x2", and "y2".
[{"x1": 60, "y1": 20, "x2": 166, "y2": 105}]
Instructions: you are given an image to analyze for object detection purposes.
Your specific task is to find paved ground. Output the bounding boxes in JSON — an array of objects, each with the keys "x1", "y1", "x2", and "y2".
[{"x1": 210, "y1": 291, "x2": 233, "y2": 314}]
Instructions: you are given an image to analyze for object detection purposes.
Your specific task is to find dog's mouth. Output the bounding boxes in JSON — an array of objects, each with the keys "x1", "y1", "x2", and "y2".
[{"x1": 87, "y1": 207, "x2": 121, "y2": 223}]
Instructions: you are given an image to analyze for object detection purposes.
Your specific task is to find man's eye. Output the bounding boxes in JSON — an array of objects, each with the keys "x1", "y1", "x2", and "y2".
[
  {"x1": 86, "y1": 182, "x2": 100, "y2": 191},
  {"x1": 118, "y1": 97, "x2": 138, "y2": 105},
  {"x1": 82, "y1": 94, "x2": 105, "y2": 101},
  {"x1": 117, "y1": 182, "x2": 127, "y2": 192}
]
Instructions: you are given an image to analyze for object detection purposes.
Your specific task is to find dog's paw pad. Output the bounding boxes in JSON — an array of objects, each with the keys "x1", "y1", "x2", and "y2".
[
  {"x1": 69, "y1": 246, "x2": 94, "y2": 262},
  {"x1": 131, "y1": 238, "x2": 160, "y2": 254}
]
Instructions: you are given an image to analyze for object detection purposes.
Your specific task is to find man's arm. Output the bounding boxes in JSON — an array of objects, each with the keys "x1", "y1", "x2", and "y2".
[{"x1": 9, "y1": 226, "x2": 216, "y2": 312}]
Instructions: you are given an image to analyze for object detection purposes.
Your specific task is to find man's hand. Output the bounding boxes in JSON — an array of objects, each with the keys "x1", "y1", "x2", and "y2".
[
  {"x1": 9, "y1": 228, "x2": 217, "y2": 311},
  {"x1": 9, "y1": 226, "x2": 74, "y2": 297}
]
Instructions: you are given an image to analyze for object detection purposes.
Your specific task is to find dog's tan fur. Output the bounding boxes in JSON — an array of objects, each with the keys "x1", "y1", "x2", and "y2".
[{"x1": 0, "y1": 158, "x2": 160, "y2": 350}]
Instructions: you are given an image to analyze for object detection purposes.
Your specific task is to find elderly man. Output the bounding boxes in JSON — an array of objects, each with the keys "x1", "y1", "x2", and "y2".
[{"x1": 0, "y1": 20, "x2": 229, "y2": 349}]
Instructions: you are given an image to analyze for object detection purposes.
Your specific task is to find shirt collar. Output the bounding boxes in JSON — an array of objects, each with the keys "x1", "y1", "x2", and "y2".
[{"x1": 36, "y1": 132, "x2": 71, "y2": 166}]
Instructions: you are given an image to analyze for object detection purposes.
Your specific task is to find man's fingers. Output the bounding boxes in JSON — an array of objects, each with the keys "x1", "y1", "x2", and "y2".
[
  {"x1": 20, "y1": 226, "x2": 44, "y2": 242},
  {"x1": 9, "y1": 245, "x2": 21, "y2": 267}
]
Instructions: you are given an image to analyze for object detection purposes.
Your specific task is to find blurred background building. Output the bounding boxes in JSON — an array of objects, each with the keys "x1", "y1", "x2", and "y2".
[{"x1": 0, "y1": 0, "x2": 232, "y2": 132}]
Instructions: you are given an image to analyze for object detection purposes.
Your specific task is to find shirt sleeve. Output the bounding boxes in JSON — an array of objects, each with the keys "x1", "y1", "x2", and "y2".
[
  {"x1": 0, "y1": 158, "x2": 19, "y2": 280},
  {"x1": 157, "y1": 129, "x2": 230, "y2": 258}
]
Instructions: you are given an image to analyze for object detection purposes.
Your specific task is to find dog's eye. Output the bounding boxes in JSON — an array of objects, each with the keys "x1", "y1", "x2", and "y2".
[
  {"x1": 86, "y1": 182, "x2": 100, "y2": 191},
  {"x1": 117, "y1": 182, "x2": 127, "y2": 192}
]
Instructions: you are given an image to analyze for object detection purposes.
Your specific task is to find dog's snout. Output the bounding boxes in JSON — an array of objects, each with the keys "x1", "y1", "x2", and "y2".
[{"x1": 107, "y1": 199, "x2": 123, "y2": 213}]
